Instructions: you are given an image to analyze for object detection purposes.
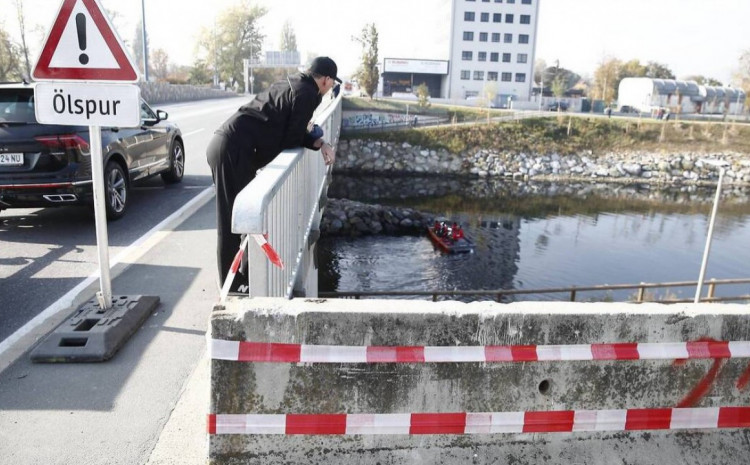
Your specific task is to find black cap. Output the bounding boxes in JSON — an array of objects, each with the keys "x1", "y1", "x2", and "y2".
[{"x1": 309, "y1": 56, "x2": 342, "y2": 83}]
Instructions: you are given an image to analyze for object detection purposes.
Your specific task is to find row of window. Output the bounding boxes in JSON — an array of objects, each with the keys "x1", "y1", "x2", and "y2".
[
  {"x1": 467, "y1": 0, "x2": 533, "y2": 4},
  {"x1": 460, "y1": 70, "x2": 527, "y2": 82},
  {"x1": 464, "y1": 12, "x2": 532, "y2": 24},
  {"x1": 463, "y1": 31, "x2": 530, "y2": 43},
  {"x1": 461, "y1": 51, "x2": 528, "y2": 63}
]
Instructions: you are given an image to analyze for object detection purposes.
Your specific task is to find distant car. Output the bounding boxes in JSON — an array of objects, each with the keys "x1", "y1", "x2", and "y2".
[
  {"x1": 618, "y1": 105, "x2": 639, "y2": 113},
  {"x1": 0, "y1": 82, "x2": 184, "y2": 220},
  {"x1": 547, "y1": 101, "x2": 569, "y2": 111}
]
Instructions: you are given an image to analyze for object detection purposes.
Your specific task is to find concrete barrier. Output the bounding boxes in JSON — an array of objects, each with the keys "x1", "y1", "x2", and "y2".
[{"x1": 208, "y1": 298, "x2": 750, "y2": 464}]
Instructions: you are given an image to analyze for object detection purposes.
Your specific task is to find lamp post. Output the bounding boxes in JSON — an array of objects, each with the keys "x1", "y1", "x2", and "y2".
[
  {"x1": 694, "y1": 159, "x2": 730, "y2": 303},
  {"x1": 141, "y1": 0, "x2": 149, "y2": 81}
]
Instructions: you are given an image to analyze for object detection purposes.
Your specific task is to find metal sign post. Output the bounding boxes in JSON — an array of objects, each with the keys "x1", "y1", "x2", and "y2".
[
  {"x1": 29, "y1": 0, "x2": 159, "y2": 362},
  {"x1": 694, "y1": 160, "x2": 729, "y2": 304}
]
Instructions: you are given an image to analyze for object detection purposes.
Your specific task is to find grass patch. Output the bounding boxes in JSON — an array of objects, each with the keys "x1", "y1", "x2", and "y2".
[{"x1": 341, "y1": 102, "x2": 750, "y2": 156}]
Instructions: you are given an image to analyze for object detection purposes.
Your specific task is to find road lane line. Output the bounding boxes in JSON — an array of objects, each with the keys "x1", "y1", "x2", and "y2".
[
  {"x1": 0, "y1": 186, "x2": 215, "y2": 364},
  {"x1": 182, "y1": 128, "x2": 204, "y2": 137}
]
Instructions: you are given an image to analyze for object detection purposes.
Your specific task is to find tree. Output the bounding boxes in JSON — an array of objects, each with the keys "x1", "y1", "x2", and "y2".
[
  {"x1": 354, "y1": 23, "x2": 379, "y2": 99},
  {"x1": 644, "y1": 61, "x2": 675, "y2": 79},
  {"x1": 150, "y1": 48, "x2": 169, "y2": 81},
  {"x1": 132, "y1": 20, "x2": 149, "y2": 77},
  {"x1": 188, "y1": 59, "x2": 212, "y2": 85},
  {"x1": 416, "y1": 82, "x2": 431, "y2": 108},
  {"x1": 684, "y1": 75, "x2": 723, "y2": 86},
  {"x1": 551, "y1": 75, "x2": 567, "y2": 100},
  {"x1": 196, "y1": 1, "x2": 266, "y2": 89},
  {"x1": 0, "y1": 27, "x2": 22, "y2": 81},
  {"x1": 280, "y1": 21, "x2": 297, "y2": 52},
  {"x1": 592, "y1": 57, "x2": 621, "y2": 102},
  {"x1": 12, "y1": 0, "x2": 31, "y2": 79},
  {"x1": 541, "y1": 65, "x2": 580, "y2": 92},
  {"x1": 619, "y1": 59, "x2": 646, "y2": 79},
  {"x1": 534, "y1": 58, "x2": 547, "y2": 86},
  {"x1": 733, "y1": 49, "x2": 750, "y2": 100}
]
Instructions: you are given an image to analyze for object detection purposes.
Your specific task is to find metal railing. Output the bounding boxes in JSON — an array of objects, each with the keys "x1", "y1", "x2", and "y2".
[
  {"x1": 231, "y1": 94, "x2": 342, "y2": 298},
  {"x1": 318, "y1": 278, "x2": 750, "y2": 303}
]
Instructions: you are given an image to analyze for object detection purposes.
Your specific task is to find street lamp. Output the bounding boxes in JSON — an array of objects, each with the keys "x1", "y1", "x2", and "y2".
[
  {"x1": 141, "y1": 0, "x2": 149, "y2": 81},
  {"x1": 694, "y1": 158, "x2": 730, "y2": 303}
]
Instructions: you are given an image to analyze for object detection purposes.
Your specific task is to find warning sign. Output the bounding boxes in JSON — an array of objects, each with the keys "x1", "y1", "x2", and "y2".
[{"x1": 32, "y1": 0, "x2": 139, "y2": 82}]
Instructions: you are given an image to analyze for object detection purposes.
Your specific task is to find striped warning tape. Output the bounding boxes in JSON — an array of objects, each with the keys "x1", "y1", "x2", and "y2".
[
  {"x1": 210, "y1": 339, "x2": 750, "y2": 363},
  {"x1": 207, "y1": 406, "x2": 750, "y2": 435}
]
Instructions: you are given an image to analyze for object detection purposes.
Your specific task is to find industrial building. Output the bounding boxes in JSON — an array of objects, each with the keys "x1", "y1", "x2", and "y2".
[
  {"x1": 617, "y1": 77, "x2": 746, "y2": 115},
  {"x1": 446, "y1": 0, "x2": 540, "y2": 105}
]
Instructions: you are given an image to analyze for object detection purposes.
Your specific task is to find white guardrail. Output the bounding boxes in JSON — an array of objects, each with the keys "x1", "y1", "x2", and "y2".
[{"x1": 231, "y1": 93, "x2": 342, "y2": 298}]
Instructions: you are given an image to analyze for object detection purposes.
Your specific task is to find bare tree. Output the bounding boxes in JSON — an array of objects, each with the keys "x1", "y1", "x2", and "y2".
[
  {"x1": 13, "y1": 0, "x2": 31, "y2": 79},
  {"x1": 354, "y1": 23, "x2": 379, "y2": 99},
  {"x1": 0, "y1": 26, "x2": 23, "y2": 81},
  {"x1": 280, "y1": 21, "x2": 297, "y2": 52}
]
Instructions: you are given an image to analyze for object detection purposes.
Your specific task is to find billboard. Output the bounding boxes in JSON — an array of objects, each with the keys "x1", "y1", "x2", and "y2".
[{"x1": 383, "y1": 58, "x2": 448, "y2": 75}]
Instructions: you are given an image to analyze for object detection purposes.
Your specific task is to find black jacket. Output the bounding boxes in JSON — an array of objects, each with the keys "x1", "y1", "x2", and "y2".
[{"x1": 216, "y1": 72, "x2": 322, "y2": 169}]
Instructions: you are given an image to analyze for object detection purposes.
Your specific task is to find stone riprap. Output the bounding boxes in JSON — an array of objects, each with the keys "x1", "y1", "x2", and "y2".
[
  {"x1": 336, "y1": 139, "x2": 750, "y2": 185},
  {"x1": 320, "y1": 198, "x2": 432, "y2": 236}
]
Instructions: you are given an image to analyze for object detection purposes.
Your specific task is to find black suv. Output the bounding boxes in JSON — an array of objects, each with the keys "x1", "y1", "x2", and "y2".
[{"x1": 0, "y1": 82, "x2": 184, "y2": 220}]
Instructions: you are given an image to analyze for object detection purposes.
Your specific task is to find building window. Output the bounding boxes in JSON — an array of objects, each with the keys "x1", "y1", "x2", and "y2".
[
  {"x1": 517, "y1": 53, "x2": 528, "y2": 63},
  {"x1": 507, "y1": 0, "x2": 515, "y2": 3},
  {"x1": 479, "y1": 32, "x2": 488, "y2": 42},
  {"x1": 515, "y1": 73, "x2": 526, "y2": 82},
  {"x1": 502, "y1": 53, "x2": 511, "y2": 63},
  {"x1": 482, "y1": 0, "x2": 490, "y2": 2},
  {"x1": 494, "y1": 0, "x2": 502, "y2": 2},
  {"x1": 460, "y1": 70, "x2": 471, "y2": 80},
  {"x1": 505, "y1": 14, "x2": 514, "y2": 23},
  {"x1": 478, "y1": 52, "x2": 487, "y2": 62},
  {"x1": 522, "y1": 0, "x2": 532, "y2": 4},
  {"x1": 462, "y1": 51, "x2": 473, "y2": 61},
  {"x1": 520, "y1": 14, "x2": 531, "y2": 24},
  {"x1": 501, "y1": 72, "x2": 512, "y2": 82},
  {"x1": 493, "y1": 13, "x2": 502, "y2": 22},
  {"x1": 464, "y1": 11, "x2": 475, "y2": 21},
  {"x1": 519, "y1": 34, "x2": 529, "y2": 44},
  {"x1": 463, "y1": 31, "x2": 474, "y2": 41},
  {"x1": 474, "y1": 71, "x2": 485, "y2": 80},
  {"x1": 490, "y1": 52, "x2": 499, "y2": 62},
  {"x1": 491, "y1": 33, "x2": 500, "y2": 42},
  {"x1": 504, "y1": 33, "x2": 512, "y2": 43},
  {"x1": 480, "y1": 12, "x2": 489, "y2": 22},
  {"x1": 488, "y1": 72, "x2": 498, "y2": 81}
]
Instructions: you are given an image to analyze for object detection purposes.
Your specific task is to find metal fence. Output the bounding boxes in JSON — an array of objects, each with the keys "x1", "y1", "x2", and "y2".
[
  {"x1": 318, "y1": 278, "x2": 750, "y2": 304},
  {"x1": 231, "y1": 94, "x2": 342, "y2": 298}
]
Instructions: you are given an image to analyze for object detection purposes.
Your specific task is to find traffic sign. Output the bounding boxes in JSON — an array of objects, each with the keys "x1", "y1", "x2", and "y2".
[
  {"x1": 32, "y1": 0, "x2": 139, "y2": 82},
  {"x1": 34, "y1": 82, "x2": 141, "y2": 127}
]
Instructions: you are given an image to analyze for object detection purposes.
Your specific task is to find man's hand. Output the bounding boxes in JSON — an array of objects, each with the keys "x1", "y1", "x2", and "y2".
[{"x1": 321, "y1": 142, "x2": 335, "y2": 166}]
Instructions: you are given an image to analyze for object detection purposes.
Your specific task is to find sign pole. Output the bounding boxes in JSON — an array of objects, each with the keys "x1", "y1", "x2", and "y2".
[{"x1": 89, "y1": 125, "x2": 112, "y2": 309}]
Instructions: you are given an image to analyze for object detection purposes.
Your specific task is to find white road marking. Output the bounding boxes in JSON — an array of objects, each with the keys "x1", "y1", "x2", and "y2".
[
  {"x1": 182, "y1": 128, "x2": 204, "y2": 137},
  {"x1": 0, "y1": 187, "x2": 215, "y2": 360}
]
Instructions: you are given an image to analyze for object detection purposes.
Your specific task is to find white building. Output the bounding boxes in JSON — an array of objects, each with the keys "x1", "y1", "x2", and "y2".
[
  {"x1": 447, "y1": 0, "x2": 540, "y2": 105},
  {"x1": 618, "y1": 77, "x2": 746, "y2": 115}
]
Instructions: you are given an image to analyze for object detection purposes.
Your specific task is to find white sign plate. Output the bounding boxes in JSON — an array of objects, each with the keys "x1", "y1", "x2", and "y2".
[{"x1": 34, "y1": 82, "x2": 140, "y2": 127}]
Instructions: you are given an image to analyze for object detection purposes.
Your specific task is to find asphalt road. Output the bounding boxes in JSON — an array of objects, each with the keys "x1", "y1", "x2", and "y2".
[{"x1": 0, "y1": 96, "x2": 246, "y2": 344}]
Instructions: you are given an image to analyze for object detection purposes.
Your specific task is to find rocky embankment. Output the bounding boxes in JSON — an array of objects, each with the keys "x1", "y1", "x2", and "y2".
[
  {"x1": 335, "y1": 139, "x2": 750, "y2": 185},
  {"x1": 320, "y1": 199, "x2": 433, "y2": 236}
]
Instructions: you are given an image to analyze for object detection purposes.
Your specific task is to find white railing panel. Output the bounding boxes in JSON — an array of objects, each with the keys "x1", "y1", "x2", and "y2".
[{"x1": 232, "y1": 94, "x2": 342, "y2": 298}]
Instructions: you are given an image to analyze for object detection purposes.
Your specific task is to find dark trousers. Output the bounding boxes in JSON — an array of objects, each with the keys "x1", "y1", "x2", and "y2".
[{"x1": 206, "y1": 132, "x2": 257, "y2": 290}]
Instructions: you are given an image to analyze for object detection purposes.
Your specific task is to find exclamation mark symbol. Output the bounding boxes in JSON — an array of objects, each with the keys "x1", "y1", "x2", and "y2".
[{"x1": 76, "y1": 13, "x2": 89, "y2": 65}]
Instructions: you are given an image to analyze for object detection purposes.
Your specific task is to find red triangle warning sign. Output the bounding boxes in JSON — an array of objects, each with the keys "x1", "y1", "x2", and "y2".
[{"x1": 33, "y1": 0, "x2": 139, "y2": 82}]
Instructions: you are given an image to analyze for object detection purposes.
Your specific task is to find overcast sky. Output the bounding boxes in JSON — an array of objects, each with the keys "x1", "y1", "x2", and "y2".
[{"x1": 4, "y1": 0, "x2": 749, "y2": 84}]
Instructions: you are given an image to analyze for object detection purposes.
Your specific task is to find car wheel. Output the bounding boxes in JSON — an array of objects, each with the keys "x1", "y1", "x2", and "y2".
[
  {"x1": 161, "y1": 139, "x2": 184, "y2": 184},
  {"x1": 104, "y1": 160, "x2": 128, "y2": 220}
]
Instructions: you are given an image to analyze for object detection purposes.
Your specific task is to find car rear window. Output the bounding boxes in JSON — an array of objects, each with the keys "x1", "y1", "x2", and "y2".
[{"x1": 0, "y1": 88, "x2": 36, "y2": 123}]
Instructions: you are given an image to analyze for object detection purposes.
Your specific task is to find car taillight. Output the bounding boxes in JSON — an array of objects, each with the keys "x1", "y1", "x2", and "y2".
[{"x1": 35, "y1": 134, "x2": 91, "y2": 155}]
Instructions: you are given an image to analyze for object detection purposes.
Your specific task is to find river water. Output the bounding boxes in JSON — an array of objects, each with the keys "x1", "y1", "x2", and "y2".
[{"x1": 318, "y1": 175, "x2": 750, "y2": 302}]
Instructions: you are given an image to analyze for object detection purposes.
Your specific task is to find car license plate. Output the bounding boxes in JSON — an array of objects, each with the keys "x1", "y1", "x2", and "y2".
[{"x1": 0, "y1": 153, "x2": 23, "y2": 166}]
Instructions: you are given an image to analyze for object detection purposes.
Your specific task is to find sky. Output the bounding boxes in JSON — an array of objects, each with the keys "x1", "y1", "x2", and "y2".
[{"x1": 3, "y1": 0, "x2": 749, "y2": 85}]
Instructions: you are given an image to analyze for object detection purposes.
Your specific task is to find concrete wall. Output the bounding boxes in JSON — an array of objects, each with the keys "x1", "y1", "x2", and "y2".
[{"x1": 209, "y1": 298, "x2": 750, "y2": 464}]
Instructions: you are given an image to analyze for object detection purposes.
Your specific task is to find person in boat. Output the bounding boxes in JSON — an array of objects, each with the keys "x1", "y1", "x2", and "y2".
[{"x1": 453, "y1": 224, "x2": 464, "y2": 240}]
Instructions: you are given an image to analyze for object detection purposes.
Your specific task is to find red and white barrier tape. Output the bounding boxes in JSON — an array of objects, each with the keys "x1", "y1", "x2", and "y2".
[
  {"x1": 207, "y1": 406, "x2": 750, "y2": 435},
  {"x1": 210, "y1": 339, "x2": 750, "y2": 363},
  {"x1": 219, "y1": 235, "x2": 250, "y2": 302},
  {"x1": 251, "y1": 233, "x2": 284, "y2": 269}
]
